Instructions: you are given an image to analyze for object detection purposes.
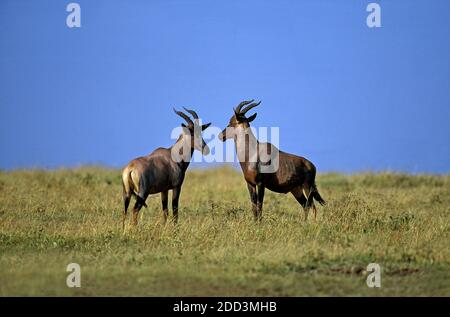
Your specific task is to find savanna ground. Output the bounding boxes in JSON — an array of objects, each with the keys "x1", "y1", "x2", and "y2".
[{"x1": 0, "y1": 167, "x2": 449, "y2": 296}]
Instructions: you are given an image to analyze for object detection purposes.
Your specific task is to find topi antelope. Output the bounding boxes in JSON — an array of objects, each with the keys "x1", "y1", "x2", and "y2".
[
  {"x1": 218, "y1": 100, "x2": 326, "y2": 221},
  {"x1": 121, "y1": 107, "x2": 211, "y2": 228}
]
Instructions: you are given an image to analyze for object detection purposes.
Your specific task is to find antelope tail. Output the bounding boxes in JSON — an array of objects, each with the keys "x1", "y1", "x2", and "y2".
[{"x1": 312, "y1": 183, "x2": 326, "y2": 206}]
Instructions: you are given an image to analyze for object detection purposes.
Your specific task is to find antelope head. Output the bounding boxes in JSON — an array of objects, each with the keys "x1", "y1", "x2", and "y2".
[
  {"x1": 219, "y1": 99, "x2": 261, "y2": 141},
  {"x1": 173, "y1": 107, "x2": 211, "y2": 155}
]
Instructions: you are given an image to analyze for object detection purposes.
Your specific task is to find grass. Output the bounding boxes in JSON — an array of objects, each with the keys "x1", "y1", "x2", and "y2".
[{"x1": 0, "y1": 167, "x2": 449, "y2": 296}]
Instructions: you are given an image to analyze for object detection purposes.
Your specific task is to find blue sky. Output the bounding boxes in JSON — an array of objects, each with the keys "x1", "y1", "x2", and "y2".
[{"x1": 0, "y1": 0, "x2": 449, "y2": 173}]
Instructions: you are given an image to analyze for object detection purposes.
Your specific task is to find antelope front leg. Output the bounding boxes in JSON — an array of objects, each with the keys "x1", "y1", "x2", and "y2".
[
  {"x1": 256, "y1": 184, "x2": 265, "y2": 221},
  {"x1": 161, "y1": 191, "x2": 169, "y2": 223},
  {"x1": 172, "y1": 186, "x2": 181, "y2": 224},
  {"x1": 247, "y1": 183, "x2": 258, "y2": 220}
]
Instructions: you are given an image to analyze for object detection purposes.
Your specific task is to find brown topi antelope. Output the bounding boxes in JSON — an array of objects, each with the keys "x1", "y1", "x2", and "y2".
[
  {"x1": 218, "y1": 99, "x2": 326, "y2": 221},
  {"x1": 121, "y1": 107, "x2": 211, "y2": 228}
]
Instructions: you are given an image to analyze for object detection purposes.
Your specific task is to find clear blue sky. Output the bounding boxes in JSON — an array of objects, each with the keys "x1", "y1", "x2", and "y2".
[{"x1": 1, "y1": 0, "x2": 449, "y2": 173}]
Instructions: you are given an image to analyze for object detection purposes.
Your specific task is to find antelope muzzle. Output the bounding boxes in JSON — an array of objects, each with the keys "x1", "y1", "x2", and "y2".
[{"x1": 219, "y1": 128, "x2": 228, "y2": 142}]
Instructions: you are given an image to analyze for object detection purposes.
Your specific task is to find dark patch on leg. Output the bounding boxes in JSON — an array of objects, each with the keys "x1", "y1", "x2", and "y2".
[
  {"x1": 122, "y1": 195, "x2": 130, "y2": 230},
  {"x1": 132, "y1": 196, "x2": 146, "y2": 226}
]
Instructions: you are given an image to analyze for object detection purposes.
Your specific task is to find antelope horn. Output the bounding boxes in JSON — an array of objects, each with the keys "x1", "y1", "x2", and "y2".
[
  {"x1": 234, "y1": 99, "x2": 255, "y2": 114},
  {"x1": 240, "y1": 100, "x2": 261, "y2": 115},
  {"x1": 173, "y1": 107, "x2": 193, "y2": 126},
  {"x1": 182, "y1": 107, "x2": 199, "y2": 120}
]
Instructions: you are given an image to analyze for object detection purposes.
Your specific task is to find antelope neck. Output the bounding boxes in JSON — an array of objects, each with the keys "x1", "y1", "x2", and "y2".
[
  {"x1": 234, "y1": 126, "x2": 259, "y2": 164},
  {"x1": 170, "y1": 134, "x2": 195, "y2": 171}
]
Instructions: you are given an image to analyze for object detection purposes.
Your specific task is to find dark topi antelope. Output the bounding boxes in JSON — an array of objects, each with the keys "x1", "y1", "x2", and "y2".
[
  {"x1": 121, "y1": 108, "x2": 211, "y2": 228},
  {"x1": 218, "y1": 100, "x2": 326, "y2": 221}
]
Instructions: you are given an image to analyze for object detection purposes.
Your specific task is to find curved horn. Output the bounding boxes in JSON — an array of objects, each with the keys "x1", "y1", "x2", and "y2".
[
  {"x1": 240, "y1": 101, "x2": 261, "y2": 115},
  {"x1": 173, "y1": 107, "x2": 193, "y2": 126},
  {"x1": 234, "y1": 99, "x2": 254, "y2": 114},
  {"x1": 182, "y1": 107, "x2": 199, "y2": 120}
]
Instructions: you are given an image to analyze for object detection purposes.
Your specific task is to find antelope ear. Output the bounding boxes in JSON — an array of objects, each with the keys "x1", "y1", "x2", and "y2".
[
  {"x1": 202, "y1": 122, "x2": 212, "y2": 131},
  {"x1": 247, "y1": 113, "x2": 257, "y2": 122}
]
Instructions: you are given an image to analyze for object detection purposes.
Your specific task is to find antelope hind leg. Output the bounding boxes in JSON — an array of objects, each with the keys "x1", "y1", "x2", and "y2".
[{"x1": 291, "y1": 187, "x2": 309, "y2": 220}]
